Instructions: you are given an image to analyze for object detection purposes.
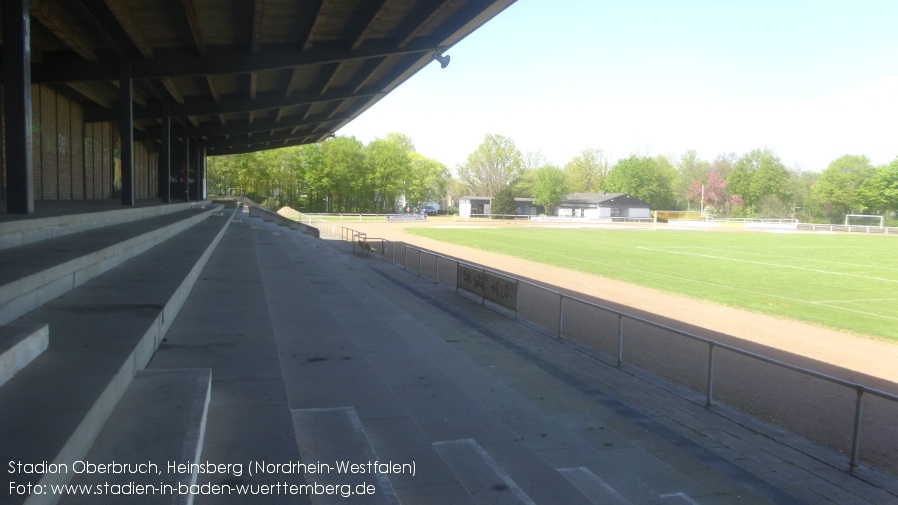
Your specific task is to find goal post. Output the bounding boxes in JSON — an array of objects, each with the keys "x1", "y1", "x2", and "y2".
[{"x1": 845, "y1": 214, "x2": 884, "y2": 228}]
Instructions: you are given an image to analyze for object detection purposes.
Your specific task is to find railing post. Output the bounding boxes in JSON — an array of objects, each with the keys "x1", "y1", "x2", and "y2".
[
  {"x1": 617, "y1": 314, "x2": 624, "y2": 367},
  {"x1": 706, "y1": 343, "x2": 716, "y2": 407},
  {"x1": 418, "y1": 250, "x2": 423, "y2": 277},
  {"x1": 455, "y1": 261, "x2": 459, "y2": 294},
  {"x1": 403, "y1": 245, "x2": 408, "y2": 270},
  {"x1": 557, "y1": 294, "x2": 564, "y2": 339},
  {"x1": 850, "y1": 387, "x2": 865, "y2": 474},
  {"x1": 434, "y1": 254, "x2": 439, "y2": 284},
  {"x1": 481, "y1": 267, "x2": 486, "y2": 305},
  {"x1": 514, "y1": 279, "x2": 520, "y2": 321}
]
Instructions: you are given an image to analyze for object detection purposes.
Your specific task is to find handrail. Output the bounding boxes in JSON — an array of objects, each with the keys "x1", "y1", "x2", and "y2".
[{"x1": 298, "y1": 214, "x2": 898, "y2": 475}]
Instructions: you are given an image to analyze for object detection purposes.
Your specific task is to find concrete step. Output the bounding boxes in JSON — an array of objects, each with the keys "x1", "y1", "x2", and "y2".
[
  {"x1": 0, "y1": 211, "x2": 232, "y2": 505},
  {"x1": 432, "y1": 439, "x2": 536, "y2": 505},
  {"x1": 0, "y1": 204, "x2": 222, "y2": 325},
  {"x1": 556, "y1": 467, "x2": 633, "y2": 505},
  {"x1": 57, "y1": 368, "x2": 212, "y2": 505},
  {"x1": 0, "y1": 200, "x2": 210, "y2": 251},
  {"x1": 147, "y1": 210, "x2": 306, "y2": 504},
  {"x1": 291, "y1": 406, "x2": 400, "y2": 505},
  {"x1": 0, "y1": 324, "x2": 48, "y2": 387}
]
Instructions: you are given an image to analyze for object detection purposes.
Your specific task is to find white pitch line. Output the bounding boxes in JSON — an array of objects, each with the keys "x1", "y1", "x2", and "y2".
[
  {"x1": 636, "y1": 247, "x2": 898, "y2": 284},
  {"x1": 646, "y1": 244, "x2": 898, "y2": 273},
  {"x1": 813, "y1": 298, "x2": 898, "y2": 304},
  {"x1": 659, "y1": 492, "x2": 701, "y2": 504},
  {"x1": 809, "y1": 301, "x2": 898, "y2": 322}
]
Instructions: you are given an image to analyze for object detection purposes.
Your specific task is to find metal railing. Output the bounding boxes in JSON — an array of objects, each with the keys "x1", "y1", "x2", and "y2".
[
  {"x1": 300, "y1": 215, "x2": 898, "y2": 475},
  {"x1": 798, "y1": 223, "x2": 897, "y2": 235}
]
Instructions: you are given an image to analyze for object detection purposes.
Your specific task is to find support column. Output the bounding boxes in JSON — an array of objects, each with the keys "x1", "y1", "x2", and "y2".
[
  {"x1": 159, "y1": 105, "x2": 171, "y2": 202},
  {"x1": 2, "y1": 0, "x2": 34, "y2": 214},
  {"x1": 181, "y1": 135, "x2": 190, "y2": 201},
  {"x1": 188, "y1": 142, "x2": 199, "y2": 201},
  {"x1": 199, "y1": 147, "x2": 207, "y2": 200},
  {"x1": 120, "y1": 60, "x2": 134, "y2": 206}
]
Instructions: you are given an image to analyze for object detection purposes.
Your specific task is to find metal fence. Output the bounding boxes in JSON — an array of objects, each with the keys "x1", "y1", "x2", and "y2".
[
  {"x1": 301, "y1": 215, "x2": 898, "y2": 475},
  {"x1": 798, "y1": 223, "x2": 897, "y2": 234}
]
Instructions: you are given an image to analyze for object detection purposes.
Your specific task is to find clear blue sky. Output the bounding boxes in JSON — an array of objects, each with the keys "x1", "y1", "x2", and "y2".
[{"x1": 339, "y1": 1, "x2": 897, "y2": 173}]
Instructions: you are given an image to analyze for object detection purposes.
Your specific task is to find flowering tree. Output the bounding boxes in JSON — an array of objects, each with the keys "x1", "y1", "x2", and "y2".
[{"x1": 686, "y1": 170, "x2": 743, "y2": 216}]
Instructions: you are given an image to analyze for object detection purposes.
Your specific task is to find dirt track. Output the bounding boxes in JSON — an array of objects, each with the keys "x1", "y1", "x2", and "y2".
[{"x1": 329, "y1": 217, "x2": 898, "y2": 474}]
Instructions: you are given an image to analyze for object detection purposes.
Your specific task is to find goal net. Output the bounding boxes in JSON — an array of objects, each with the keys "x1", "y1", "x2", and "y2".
[{"x1": 845, "y1": 214, "x2": 884, "y2": 228}]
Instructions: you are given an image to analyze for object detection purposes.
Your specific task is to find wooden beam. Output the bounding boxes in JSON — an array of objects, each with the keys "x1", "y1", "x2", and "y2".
[
  {"x1": 206, "y1": 75, "x2": 221, "y2": 101},
  {"x1": 101, "y1": 0, "x2": 153, "y2": 58},
  {"x1": 303, "y1": 0, "x2": 331, "y2": 51},
  {"x1": 399, "y1": 0, "x2": 453, "y2": 47},
  {"x1": 350, "y1": 0, "x2": 391, "y2": 50},
  {"x1": 34, "y1": 40, "x2": 437, "y2": 82},
  {"x1": 31, "y1": 0, "x2": 97, "y2": 61},
  {"x1": 67, "y1": 82, "x2": 112, "y2": 108},
  {"x1": 251, "y1": 0, "x2": 266, "y2": 53},
  {"x1": 160, "y1": 78, "x2": 185, "y2": 103},
  {"x1": 180, "y1": 0, "x2": 207, "y2": 55}
]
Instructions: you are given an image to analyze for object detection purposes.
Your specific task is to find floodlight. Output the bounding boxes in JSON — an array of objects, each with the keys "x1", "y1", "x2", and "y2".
[{"x1": 433, "y1": 52, "x2": 450, "y2": 69}]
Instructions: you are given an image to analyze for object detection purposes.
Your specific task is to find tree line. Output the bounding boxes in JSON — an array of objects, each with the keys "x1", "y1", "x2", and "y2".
[
  {"x1": 207, "y1": 133, "x2": 448, "y2": 213},
  {"x1": 458, "y1": 134, "x2": 898, "y2": 223},
  {"x1": 208, "y1": 132, "x2": 898, "y2": 223}
]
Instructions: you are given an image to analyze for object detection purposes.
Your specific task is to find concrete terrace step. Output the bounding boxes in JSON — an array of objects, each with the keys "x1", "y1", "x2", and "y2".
[
  {"x1": 57, "y1": 368, "x2": 212, "y2": 505},
  {"x1": 0, "y1": 211, "x2": 231, "y2": 505},
  {"x1": 0, "y1": 204, "x2": 222, "y2": 325},
  {"x1": 245, "y1": 218, "x2": 623, "y2": 505},
  {"x1": 0, "y1": 200, "x2": 210, "y2": 251},
  {"x1": 557, "y1": 467, "x2": 633, "y2": 505},
  {"x1": 432, "y1": 439, "x2": 536, "y2": 505},
  {"x1": 291, "y1": 407, "x2": 400, "y2": 505},
  {"x1": 0, "y1": 324, "x2": 48, "y2": 386}
]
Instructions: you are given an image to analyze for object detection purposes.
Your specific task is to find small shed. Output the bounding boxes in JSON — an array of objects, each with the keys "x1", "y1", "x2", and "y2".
[
  {"x1": 558, "y1": 193, "x2": 651, "y2": 218},
  {"x1": 514, "y1": 198, "x2": 543, "y2": 216},
  {"x1": 458, "y1": 196, "x2": 491, "y2": 218}
]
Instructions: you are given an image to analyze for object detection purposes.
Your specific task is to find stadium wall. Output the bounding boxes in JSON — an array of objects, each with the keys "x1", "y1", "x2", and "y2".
[{"x1": 1, "y1": 85, "x2": 159, "y2": 203}]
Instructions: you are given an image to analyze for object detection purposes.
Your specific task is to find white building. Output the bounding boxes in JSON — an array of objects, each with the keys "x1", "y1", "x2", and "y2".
[{"x1": 558, "y1": 193, "x2": 651, "y2": 218}]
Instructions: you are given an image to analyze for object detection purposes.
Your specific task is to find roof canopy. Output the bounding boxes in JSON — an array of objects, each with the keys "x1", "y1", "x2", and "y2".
[{"x1": 24, "y1": 0, "x2": 515, "y2": 156}]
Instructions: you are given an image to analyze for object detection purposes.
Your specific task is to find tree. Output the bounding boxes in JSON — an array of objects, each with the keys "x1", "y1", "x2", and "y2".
[
  {"x1": 563, "y1": 148, "x2": 609, "y2": 193},
  {"x1": 606, "y1": 155, "x2": 676, "y2": 209},
  {"x1": 406, "y1": 152, "x2": 449, "y2": 208},
  {"x1": 727, "y1": 148, "x2": 789, "y2": 213},
  {"x1": 531, "y1": 166, "x2": 568, "y2": 214},
  {"x1": 490, "y1": 186, "x2": 517, "y2": 216},
  {"x1": 321, "y1": 136, "x2": 365, "y2": 212},
  {"x1": 859, "y1": 156, "x2": 898, "y2": 218},
  {"x1": 784, "y1": 166, "x2": 815, "y2": 222},
  {"x1": 685, "y1": 169, "x2": 743, "y2": 216},
  {"x1": 364, "y1": 136, "x2": 410, "y2": 213},
  {"x1": 458, "y1": 134, "x2": 522, "y2": 196},
  {"x1": 511, "y1": 168, "x2": 536, "y2": 198},
  {"x1": 676, "y1": 149, "x2": 711, "y2": 210},
  {"x1": 811, "y1": 155, "x2": 876, "y2": 222},
  {"x1": 444, "y1": 176, "x2": 465, "y2": 211},
  {"x1": 521, "y1": 150, "x2": 550, "y2": 171}
]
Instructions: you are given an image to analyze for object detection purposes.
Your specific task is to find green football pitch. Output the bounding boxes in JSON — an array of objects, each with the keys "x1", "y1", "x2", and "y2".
[{"x1": 406, "y1": 226, "x2": 898, "y2": 341}]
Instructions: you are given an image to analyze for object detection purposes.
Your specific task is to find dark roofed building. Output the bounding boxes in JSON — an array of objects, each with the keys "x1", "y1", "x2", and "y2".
[{"x1": 558, "y1": 193, "x2": 651, "y2": 219}]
